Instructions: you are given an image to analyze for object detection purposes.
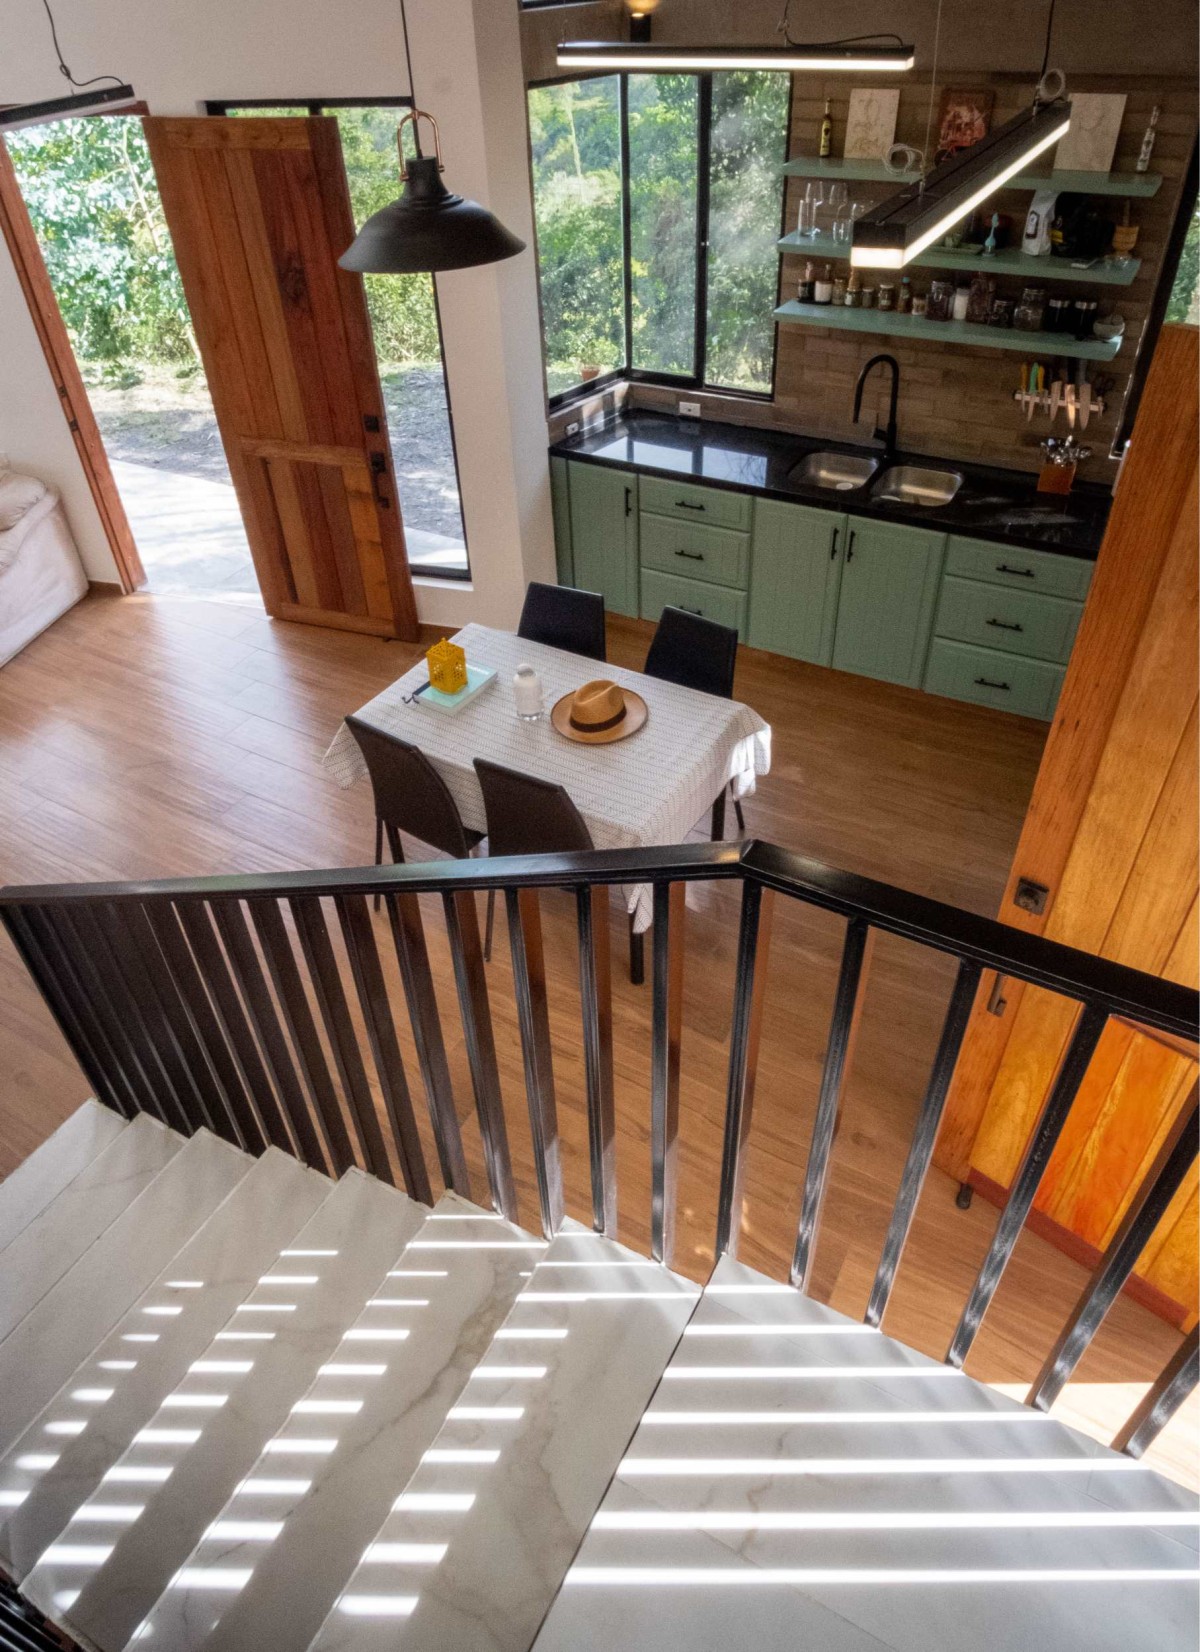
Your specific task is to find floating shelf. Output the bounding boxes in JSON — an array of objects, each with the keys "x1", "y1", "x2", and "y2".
[
  {"x1": 776, "y1": 231, "x2": 1141, "y2": 286},
  {"x1": 773, "y1": 299, "x2": 1124, "y2": 360},
  {"x1": 781, "y1": 156, "x2": 1163, "y2": 197}
]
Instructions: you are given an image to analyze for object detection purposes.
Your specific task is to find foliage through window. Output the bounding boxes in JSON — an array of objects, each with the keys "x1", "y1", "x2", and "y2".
[
  {"x1": 1166, "y1": 199, "x2": 1200, "y2": 325},
  {"x1": 528, "y1": 71, "x2": 790, "y2": 401}
]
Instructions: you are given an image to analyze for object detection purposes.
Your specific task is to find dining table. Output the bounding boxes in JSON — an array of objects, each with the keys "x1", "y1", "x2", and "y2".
[{"x1": 322, "y1": 623, "x2": 772, "y2": 934}]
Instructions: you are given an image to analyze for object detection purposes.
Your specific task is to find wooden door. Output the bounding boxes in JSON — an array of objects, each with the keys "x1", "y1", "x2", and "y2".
[
  {"x1": 831, "y1": 518, "x2": 944, "y2": 687},
  {"x1": 935, "y1": 325, "x2": 1200, "y2": 1328},
  {"x1": 143, "y1": 116, "x2": 418, "y2": 640},
  {"x1": 747, "y1": 500, "x2": 844, "y2": 664},
  {"x1": 567, "y1": 462, "x2": 639, "y2": 617}
]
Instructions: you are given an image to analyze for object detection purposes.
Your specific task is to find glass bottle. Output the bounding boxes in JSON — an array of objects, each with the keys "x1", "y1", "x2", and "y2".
[
  {"x1": 896, "y1": 276, "x2": 912, "y2": 313},
  {"x1": 813, "y1": 263, "x2": 834, "y2": 304},
  {"x1": 798, "y1": 260, "x2": 815, "y2": 303}
]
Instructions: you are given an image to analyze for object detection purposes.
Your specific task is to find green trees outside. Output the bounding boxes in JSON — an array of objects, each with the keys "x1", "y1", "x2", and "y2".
[
  {"x1": 1165, "y1": 201, "x2": 1200, "y2": 326},
  {"x1": 527, "y1": 71, "x2": 789, "y2": 395}
]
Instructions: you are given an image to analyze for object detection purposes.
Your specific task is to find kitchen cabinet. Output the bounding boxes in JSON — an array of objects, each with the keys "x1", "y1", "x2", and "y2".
[
  {"x1": 549, "y1": 456, "x2": 573, "y2": 586},
  {"x1": 830, "y1": 518, "x2": 945, "y2": 688},
  {"x1": 747, "y1": 499, "x2": 844, "y2": 666},
  {"x1": 566, "y1": 462, "x2": 639, "y2": 617}
]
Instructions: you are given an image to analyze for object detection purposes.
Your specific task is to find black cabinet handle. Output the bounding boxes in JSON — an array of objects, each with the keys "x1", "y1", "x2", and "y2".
[
  {"x1": 846, "y1": 530, "x2": 857, "y2": 562},
  {"x1": 675, "y1": 548, "x2": 704, "y2": 561},
  {"x1": 974, "y1": 676, "x2": 1011, "y2": 691},
  {"x1": 986, "y1": 617, "x2": 1024, "y2": 633},
  {"x1": 996, "y1": 563, "x2": 1034, "y2": 578},
  {"x1": 675, "y1": 499, "x2": 706, "y2": 512},
  {"x1": 625, "y1": 486, "x2": 633, "y2": 518},
  {"x1": 829, "y1": 526, "x2": 840, "y2": 560},
  {"x1": 369, "y1": 451, "x2": 391, "y2": 509}
]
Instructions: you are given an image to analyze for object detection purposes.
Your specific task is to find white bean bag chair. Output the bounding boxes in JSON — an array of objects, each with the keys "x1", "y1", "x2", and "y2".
[{"x1": 0, "y1": 469, "x2": 88, "y2": 667}]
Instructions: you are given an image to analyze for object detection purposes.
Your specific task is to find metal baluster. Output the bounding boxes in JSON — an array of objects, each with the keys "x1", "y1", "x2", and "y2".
[
  {"x1": 289, "y1": 895, "x2": 389, "y2": 1178},
  {"x1": 249, "y1": 899, "x2": 352, "y2": 1175},
  {"x1": 506, "y1": 887, "x2": 563, "y2": 1239},
  {"x1": 791, "y1": 917, "x2": 872, "y2": 1291},
  {"x1": 211, "y1": 899, "x2": 328, "y2": 1171},
  {"x1": 2, "y1": 906, "x2": 131, "y2": 1117},
  {"x1": 865, "y1": 958, "x2": 981, "y2": 1327},
  {"x1": 442, "y1": 889, "x2": 517, "y2": 1221},
  {"x1": 335, "y1": 894, "x2": 430, "y2": 1201},
  {"x1": 1112, "y1": 1327, "x2": 1200, "y2": 1458},
  {"x1": 577, "y1": 883, "x2": 616, "y2": 1236},
  {"x1": 61, "y1": 905, "x2": 174, "y2": 1127},
  {"x1": 650, "y1": 882, "x2": 684, "y2": 1266},
  {"x1": 947, "y1": 1003, "x2": 1110, "y2": 1368},
  {"x1": 382, "y1": 868, "x2": 470, "y2": 1197},
  {"x1": 142, "y1": 902, "x2": 261, "y2": 1153},
  {"x1": 1029, "y1": 1083, "x2": 1200, "y2": 1412},
  {"x1": 175, "y1": 902, "x2": 293, "y2": 1153},
  {"x1": 715, "y1": 882, "x2": 774, "y2": 1260}
]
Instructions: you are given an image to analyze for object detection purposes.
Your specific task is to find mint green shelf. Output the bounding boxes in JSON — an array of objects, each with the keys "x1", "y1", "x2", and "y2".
[
  {"x1": 781, "y1": 155, "x2": 1163, "y2": 198},
  {"x1": 776, "y1": 230, "x2": 1141, "y2": 286},
  {"x1": 773, "y1": 299, "x2": 1123, "y2": 360}
]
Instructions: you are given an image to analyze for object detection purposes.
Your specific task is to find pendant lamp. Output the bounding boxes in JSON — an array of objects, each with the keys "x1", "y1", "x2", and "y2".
[
  {"x1": 556, "y1": 40, "x2": 914, "y2": 72},
  {"x1": 339, "y1": 110, "x2": 525, "y2": 275}
]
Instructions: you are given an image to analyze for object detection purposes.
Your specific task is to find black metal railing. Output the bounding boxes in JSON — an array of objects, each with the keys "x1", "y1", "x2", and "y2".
[{"x1": 2, "y1": 839, "x2": 1197, "y2": 1459}]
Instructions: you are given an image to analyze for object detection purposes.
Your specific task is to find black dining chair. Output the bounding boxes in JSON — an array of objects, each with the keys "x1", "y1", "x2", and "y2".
[
  {"x1": 643, "y1": 605, "x2": 746, "y2": 839},
  {"x1": 517, "y1": 581, "x2": 607, "y2": 662},
  {"x1": 345, "y1": 715, "x2": 494, "y2": 957},
  {"x1": 474, "y1": 757, "x2": 645, "y2": 983}
]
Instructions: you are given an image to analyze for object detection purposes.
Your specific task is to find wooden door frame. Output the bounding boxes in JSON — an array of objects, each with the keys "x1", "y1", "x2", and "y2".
[{"x1": 0, "y1": 106, "x2": 149, "y2": 593}]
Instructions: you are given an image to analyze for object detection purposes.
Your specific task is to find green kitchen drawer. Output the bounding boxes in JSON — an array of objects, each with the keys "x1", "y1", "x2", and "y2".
[
  {"x1": 935, "y1": 575, "x2": 1084, "y2": 665},
  {"x1": 639, "y1": 475, "x2": 753, "y2": 532},
  {"x1": 944, "y1": 535, "x2": 1094, "y2": 601},
  {"x1": 924, "y1": 637, "x2": 1064, "y2": 720},
  {"x1": 639, "y1": 511, "x2": 750, "y2": 590},
  {"x1": 640, "y1": 567, "x2": 748, "y2": 635}
]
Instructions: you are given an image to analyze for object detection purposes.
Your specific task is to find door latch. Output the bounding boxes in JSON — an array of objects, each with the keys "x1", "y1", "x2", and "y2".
[
  {"x1": 369, "y1": 451, "x2": 391, "y2": 509},
  {"x1": 1013, "y1": 878, "x2": 1049, "y2": 916}
]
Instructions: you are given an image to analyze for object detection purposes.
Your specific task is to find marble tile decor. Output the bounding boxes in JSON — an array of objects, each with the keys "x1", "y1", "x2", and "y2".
[
  {"x1": 0, "y1": 1129, "x2": 245, "y2": 1458},
  {"x1": 532, "y1": 1254, "x2": 1200, "y2": 1652},
  {"x1": 309, "y1": 1218, "x2": 700, "y2": 1652},
  {"x1": 0, "y1": 1115, "x2": 180, "y2": 1351},
  {"x1": 137, "y1": 1194, "x2": 537, "y2": 1652},
  {"x1": 0, "y1": 1149, "x2": 328, "y2": 1581},
  {"x1": 0, "y1": 1102, "x2": 126, "y2": 1258},
  {"x1": 22, "y1": 1170, "x2": 427, "y2": 1652}
]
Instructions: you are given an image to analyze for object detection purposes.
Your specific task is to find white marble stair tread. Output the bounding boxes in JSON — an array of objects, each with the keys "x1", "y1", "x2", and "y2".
[
  {"x1": 23, "y1": 1169, "x2": 427, "y2": 1652},
  {"x1": 0, "y1": 1115, "x2": 180, "y2": 1350},
  {"x1": 0, "y1": 1129, "x2": 246, "y2": 1459},
  {"x1": 137, "y1": 1195, "x2": 540, "y2": 1652},
  {"x1": 310, "y1": 1217, "x2": 701, "y2": 1652},
  {"x1": 0, "y1": 1102, "x2": 127, "y2": 1258},
  {"x1": 532, "y1": 1254, "x2": 1199, "y2": 1652},
  {"x1": 0, "y1": 1148, "x2": 329, "y2": 1581}
]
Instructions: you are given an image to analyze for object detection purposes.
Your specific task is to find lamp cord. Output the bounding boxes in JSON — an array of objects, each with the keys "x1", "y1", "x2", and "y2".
[
  {"x1": 398, "y1": 0, "x2": 423, "y2": 159},
  {"x1": 38, "y1": 0, "x2": 124, "y2": 90},
  {"x1": 919, "y1": 0, "x2": 946, "y2": 189},
  {"x1": 1040, "y1": 0, "x2": 1058, "y2": 78},
  {"x1": 776, "y1": 3, "x2": 904, "y2": 49}
]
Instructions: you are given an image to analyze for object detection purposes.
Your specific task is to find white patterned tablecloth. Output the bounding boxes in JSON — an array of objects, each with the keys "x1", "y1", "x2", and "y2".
[{"x1": 323, "y1": 624, "x2": 772, "y2": 931}]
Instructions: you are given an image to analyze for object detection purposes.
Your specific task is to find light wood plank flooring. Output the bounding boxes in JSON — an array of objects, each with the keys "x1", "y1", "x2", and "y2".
[{"x1": 0, "y1": 588, "x2": 1194, "y2": 1488}]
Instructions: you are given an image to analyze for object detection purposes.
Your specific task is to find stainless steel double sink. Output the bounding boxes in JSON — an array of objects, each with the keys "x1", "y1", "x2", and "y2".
[{"x1": 790, "y1": 450, "x2": 963, "y2": 508}]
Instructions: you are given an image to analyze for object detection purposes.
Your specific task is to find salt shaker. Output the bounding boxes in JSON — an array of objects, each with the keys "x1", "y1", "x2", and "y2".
[{"x1": 513, "y1": 663, "x2": 544, "y2": 722}]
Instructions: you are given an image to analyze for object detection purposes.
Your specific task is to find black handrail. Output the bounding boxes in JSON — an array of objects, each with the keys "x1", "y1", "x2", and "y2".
[{"x1": 3, "y1": 836, "x2": 1196, "y2": 1462}]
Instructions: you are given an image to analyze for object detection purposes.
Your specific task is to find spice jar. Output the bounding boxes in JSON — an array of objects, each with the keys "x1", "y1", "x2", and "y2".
[
  {"x1": 1044, "y1": 296, "x2": 1070, "y2": 332},
  {"x1": 831, "y1": 272, "x2": 848, "y2": 305},
  {"x1": 861, "y1": 283, "x2": 877, "y2": 310},
  {"x1": 987, "y1": 295, "x2": 1015, "y2": 328},
  {"x1": 951, "y1": 284, "x2": 971, "y2": 321},
  {"x1": 1072, "y1": 297, "x2": 1098, "y2": 338},
  {"x1": 844, "y1": 270, "x2": 862, "y2": 307},
  {"x1": 926, "y1": 279, "x2": 955, "y2": 321},
  {"x1": 813, "y1": 263, "x2": 833, "y2": 304},
  {"x1": 877, "y1": 281, "x2": 896, "y2": 311},
  {"x1": 1014, "y1": 285, "x2": 1047, "y2": 331},
  {"x1": 911, "y1": 290, "x2": 928, "y2": 317},
  {"x1": 966, "y1": 274, "x2": 994, "y2": 325}
]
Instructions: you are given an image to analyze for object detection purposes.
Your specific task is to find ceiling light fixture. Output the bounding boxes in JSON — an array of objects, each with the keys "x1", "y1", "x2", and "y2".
[{"x1": 339, "y1": 109, "x2": 525, "y2": 275}]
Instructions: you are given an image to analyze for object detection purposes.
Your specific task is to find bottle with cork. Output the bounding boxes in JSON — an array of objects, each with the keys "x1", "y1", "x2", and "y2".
[{"x1": 819, "y1": 99, "x2": 833, "y2": 158}]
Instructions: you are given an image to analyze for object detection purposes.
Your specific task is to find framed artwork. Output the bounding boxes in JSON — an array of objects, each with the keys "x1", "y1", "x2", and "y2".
[
  {"x1": 935, "y1": 89, "x2": 994, "y2": 163},
  {"x1": 1054, "y1": 92, "x2": 1127, "y2": 172},
  {"x1": 844, "y1": 88, "x2": 900, "y2": 160}
]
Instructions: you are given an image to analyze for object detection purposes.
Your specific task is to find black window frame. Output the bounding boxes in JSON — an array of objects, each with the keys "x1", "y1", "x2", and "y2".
[
  {"x1": 528, "y1": 70, "x2": 791, "y2": 410},
  {"x1": 202, "y1": 96, "x2": 473, "y2": 583}
]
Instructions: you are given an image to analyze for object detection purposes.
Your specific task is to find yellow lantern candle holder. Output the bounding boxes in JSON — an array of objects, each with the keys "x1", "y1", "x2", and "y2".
[{"x1": 426, "y1": 637, "x2": 468, "y2": 695}]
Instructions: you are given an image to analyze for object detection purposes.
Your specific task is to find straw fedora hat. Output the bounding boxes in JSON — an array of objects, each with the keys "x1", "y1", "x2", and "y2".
[{"x1": 550, "y1": 678, "x2": 648, "y2": 745}]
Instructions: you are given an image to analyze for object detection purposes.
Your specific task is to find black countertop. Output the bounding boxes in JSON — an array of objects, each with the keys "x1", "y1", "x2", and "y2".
[{"x1": 550, "y1": 411, "x2": 1112, "y2": 560}]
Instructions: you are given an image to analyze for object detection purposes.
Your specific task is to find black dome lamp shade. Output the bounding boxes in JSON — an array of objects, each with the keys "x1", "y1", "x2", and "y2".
[{"x1": 339, "y1": 109, "x2": 525, "y2": 275}]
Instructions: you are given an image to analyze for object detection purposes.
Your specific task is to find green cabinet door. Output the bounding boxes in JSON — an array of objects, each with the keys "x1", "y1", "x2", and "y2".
[
  {"x1": 566, "y1": 461, "x2": 639, "y2": 617},
  {"x1": 831, "y1": 517, "x2": 946, "y2": 687},
  {"x1": 550, "y1": 456, "x2": 573, "y2": 586},
  {"x1": 747, "y1": 499, "x2": 845, "y2": 665}
]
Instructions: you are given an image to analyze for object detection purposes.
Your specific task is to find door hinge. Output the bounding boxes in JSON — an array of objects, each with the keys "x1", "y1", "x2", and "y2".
[
  {"x1": 369, "y1": 451, "x2": 391, "y2": 509},
  {"x1": 363, "y1": 414, "x2": 381, "y2": 433}
]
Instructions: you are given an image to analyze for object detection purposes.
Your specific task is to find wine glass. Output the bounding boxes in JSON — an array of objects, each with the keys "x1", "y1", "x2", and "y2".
[
  {"x1": 825, "y1": 181, "x2": 848, "y2": 234},
  {"x1": 803, "y1": 180, "x2": 825, "y2": 237}
]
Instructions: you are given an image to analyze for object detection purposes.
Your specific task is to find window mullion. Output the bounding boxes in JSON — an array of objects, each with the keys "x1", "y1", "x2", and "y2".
[
  {"x1": 693, "y1": 73, "x2": 713, "y2": 388},
  {"x1": 619, "y1": 74, "x2": 633, "y2": 375}
]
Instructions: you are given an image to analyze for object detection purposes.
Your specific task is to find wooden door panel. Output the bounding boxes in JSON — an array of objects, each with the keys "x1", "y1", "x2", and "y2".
[{"x1": 144, "y1": 115, "x2": 417, "y2": 640}]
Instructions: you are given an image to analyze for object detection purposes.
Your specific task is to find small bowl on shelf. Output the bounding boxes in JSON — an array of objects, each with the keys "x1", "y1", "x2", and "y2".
[{"x1": 1092, "y1": 313, "x2": 1126, "y2": 342}]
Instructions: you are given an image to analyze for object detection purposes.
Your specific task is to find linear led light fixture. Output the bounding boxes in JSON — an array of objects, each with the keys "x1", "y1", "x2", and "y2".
[
  {"x1": 0, "y1": 84, "x2": 137, "y2": 132},
  {"x1": 850, "y1": 97, "x2": 1072, "y2": 271},
  {"x1": 556, "y1": 42, "x2": 914, "y2": 73}
]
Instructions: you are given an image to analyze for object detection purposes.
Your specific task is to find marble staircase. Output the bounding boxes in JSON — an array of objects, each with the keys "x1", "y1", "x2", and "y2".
[{"x1": 0, "y1": 1106, "x2": 1195, "y2": 1652}]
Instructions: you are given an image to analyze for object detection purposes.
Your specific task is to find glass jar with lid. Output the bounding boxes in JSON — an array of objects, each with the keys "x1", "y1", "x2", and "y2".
[{"x1": 1014, "y1": 285, "x2": 1047, "y2": 331}]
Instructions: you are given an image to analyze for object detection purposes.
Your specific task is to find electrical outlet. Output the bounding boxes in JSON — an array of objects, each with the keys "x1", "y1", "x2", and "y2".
[
  {"x1": 678, "y1": 400, "x2": 702, "y2": 419},
  {"x1": 565, "y1": 421, "x2": 581, "y2": 437}
]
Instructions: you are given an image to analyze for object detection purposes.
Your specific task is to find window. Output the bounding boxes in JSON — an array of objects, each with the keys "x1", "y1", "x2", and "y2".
[
  {"x1": 527, "y1": 71, "x2": 790, "y2": 403},
  {"x1": 205, "y1": 98, "x2": 469, "y2": 579}
]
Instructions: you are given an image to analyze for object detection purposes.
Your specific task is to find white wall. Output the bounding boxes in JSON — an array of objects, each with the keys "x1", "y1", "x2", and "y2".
[{"x1": 0, "y1": 0, "x2": 412, "y2": 582}]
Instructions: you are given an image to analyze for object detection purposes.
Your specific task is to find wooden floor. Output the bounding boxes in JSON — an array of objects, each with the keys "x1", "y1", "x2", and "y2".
[{"x1": 0, "y1": 588, "x2": 1194, "y2": 1488}]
